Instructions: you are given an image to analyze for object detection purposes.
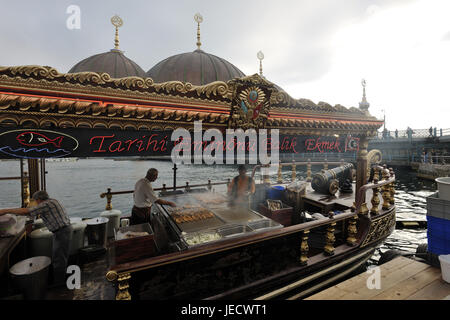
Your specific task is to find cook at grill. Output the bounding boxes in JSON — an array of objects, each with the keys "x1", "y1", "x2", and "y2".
[
  {"x1": 132, "y1": 168, "x2": 176, "y2": 225},
  {"x1": 227, "y1": 165, "x2": 256, "y2": 207}
]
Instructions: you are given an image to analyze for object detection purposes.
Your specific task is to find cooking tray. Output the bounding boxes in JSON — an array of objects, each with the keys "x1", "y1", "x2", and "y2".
[
  {"x1": 160, "y1": 193, "x2": 203, "y2": 207},
  {"x1": 181, "y1": 229, "x2": 223, "y2": 248},
  {"x1": 163, "y1": 205, "x2": 227, "y2": 233},
  {"x1": 191, "y1": 192, "x2": 229, "y2": 208},
  {"x1": 213, "y1": 207, "x2": 267, "y2": 224},
  {"x1": 217, "y1": 224, "x2": 253, "y2": 238},
  {"x1": 247, "y1": 219, "x2": 283, "y2": 232}
]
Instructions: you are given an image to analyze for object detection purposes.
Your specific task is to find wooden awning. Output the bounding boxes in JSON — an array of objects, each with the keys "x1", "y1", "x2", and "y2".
[{"x1": 0, "y1": 65, "x2": 383, "y2": 135}]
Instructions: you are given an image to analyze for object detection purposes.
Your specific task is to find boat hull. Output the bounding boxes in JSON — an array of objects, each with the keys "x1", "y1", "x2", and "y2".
[{"x1": 108, "y1": 207, "x2": 396, "y2": 300}]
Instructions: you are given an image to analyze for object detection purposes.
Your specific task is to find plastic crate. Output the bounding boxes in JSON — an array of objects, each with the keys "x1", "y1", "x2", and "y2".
[
  {"x1": 427, "y1": 215, "x2": 450, "y2": 255},
  {"x1": 427, "y1": 192, "x2": 450, "y2": 220}
]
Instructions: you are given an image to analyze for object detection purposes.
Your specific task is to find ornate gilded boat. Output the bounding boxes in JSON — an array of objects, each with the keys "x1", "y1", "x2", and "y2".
[{"x1": 0, "y1": 63, "x2": 392, "y2": 300}]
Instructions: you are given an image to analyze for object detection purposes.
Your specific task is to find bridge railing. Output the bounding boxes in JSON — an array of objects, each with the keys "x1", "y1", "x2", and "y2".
[
  {"x1": 374, "y1": 128, "x2": 450, "y2": 140},
  {"x1": 374, "y1": 154, "x2": 450, "y2": 165}
]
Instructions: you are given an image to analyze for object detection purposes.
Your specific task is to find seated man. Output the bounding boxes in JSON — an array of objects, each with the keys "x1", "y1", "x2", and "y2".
[
  {"x1": 132, "y1": 168, "x2": 176, "y2": 225},
  {"x1": 227, "y1": 165, "x2": 256, "y2": 207}
]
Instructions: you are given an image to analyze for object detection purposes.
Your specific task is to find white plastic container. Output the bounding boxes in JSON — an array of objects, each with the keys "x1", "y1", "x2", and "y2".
[
  {"x1": 70, "y1": 221, "x2": 87, "y2": 256},
  {"x1": 435, "y1": 177, "x2": 450, "y2": 201},
  {"x1": 70, "y1": 217, "x2": 82, "y2": 224},
  {"x1": 439, "y1": 254, "x2": 450, "y2": 283},
  {"x1": 100, "y1": 210, "x2": 121, "y2": 238},
  {"x1": 29, "y1": 227, "x2": 53, "y2": 258}
]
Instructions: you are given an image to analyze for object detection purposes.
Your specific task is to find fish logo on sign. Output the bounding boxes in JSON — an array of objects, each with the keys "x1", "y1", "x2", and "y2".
[
  {"x1": 0, "y1": 129, "x2": 79, "y2": 159},
  {"x1": 16, "y1": 131, "x2": 64, "y2": 148}
]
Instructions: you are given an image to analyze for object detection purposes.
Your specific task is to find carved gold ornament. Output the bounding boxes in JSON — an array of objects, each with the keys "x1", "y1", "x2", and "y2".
[
  {"x1": 0, "y1": 66, "x2": 384, "y2": 134},
  {"x1": 360, "y1": 209, "x2": 396, "y2": 247}
]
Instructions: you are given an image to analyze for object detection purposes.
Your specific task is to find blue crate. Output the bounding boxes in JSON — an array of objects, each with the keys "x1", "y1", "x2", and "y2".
[
  {"x1": 428, "y1": 241, "x2": 450, "y2": 255},
  {"x1": 427, "y1": 215, "x2": 450, "y2": 255}
]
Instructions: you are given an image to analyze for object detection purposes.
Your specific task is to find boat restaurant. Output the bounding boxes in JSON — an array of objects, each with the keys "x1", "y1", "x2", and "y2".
[{"x1": 0, "y1": 15, "x2": 397, "y2": 300}]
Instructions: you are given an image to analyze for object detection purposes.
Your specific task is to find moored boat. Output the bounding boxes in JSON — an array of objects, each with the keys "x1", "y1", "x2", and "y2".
[{"x1": 0, "y1": 57, "x2": 389, "y2": 299}]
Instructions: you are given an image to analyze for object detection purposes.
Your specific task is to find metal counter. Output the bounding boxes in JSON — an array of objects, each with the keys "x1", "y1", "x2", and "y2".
[{"x1": 156, "y1": 191, "x2": 282, "y2": 249}]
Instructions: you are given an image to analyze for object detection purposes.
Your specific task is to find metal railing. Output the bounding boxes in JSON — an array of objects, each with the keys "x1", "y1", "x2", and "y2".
[
  {"x1": 100, "y1": 180, "x2": 230, "y2": 210},
  {"x1": 353, "y1": 165, "x2": 396, "y2": 219},
  {"x1": 0, "y1": 173, "x2": 30, "y2": 207},
  {"x1": 372, "y1": 153, "x2": 450, "y2": 165},
  {"x1": 373, "y1": 128, "x2": 450, "y2": 140},
  {"x1": 100, "y1": 159, "x2": 353, "y2": 210}
]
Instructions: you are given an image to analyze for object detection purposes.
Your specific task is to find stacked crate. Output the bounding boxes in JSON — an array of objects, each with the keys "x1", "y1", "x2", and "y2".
[{"x1": 426, "y1": 192, "x2": 450, "y2": 255}]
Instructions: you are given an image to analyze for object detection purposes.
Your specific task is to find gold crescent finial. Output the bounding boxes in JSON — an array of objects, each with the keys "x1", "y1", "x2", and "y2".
[
  {"x1": 257, "y1": 51, "x2": 264, "y2": 76},
  {"x1": 111, "y1": 15, "x2": 123, "y2": 50},
  {"x1": 194, "y1": 13, "x2": 203, "y2": 50}
]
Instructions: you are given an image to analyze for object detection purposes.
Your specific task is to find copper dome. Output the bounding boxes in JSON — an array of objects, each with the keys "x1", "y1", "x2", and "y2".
[
  {"x1": 68, "y1": 49, "x2": 146, "y2": 78},
  {"x1": 147, "y1": 49, "x2": 245, "y2": 85}
]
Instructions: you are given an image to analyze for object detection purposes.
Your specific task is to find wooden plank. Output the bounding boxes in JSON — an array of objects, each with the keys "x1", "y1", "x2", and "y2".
[
  {"x1": 338, "y1": 259, "x2": 431, "y2": 300},
  {"x1": 376, "y1": 256, "x2": 417, "y2": 272},
  {"x1": 406, "y1": 278, "x2": 450, "y2": 300},
  {"x1": 371, "y1": 266, "x2": 443, "y2": 300},
  {"x1": 306, "y1": 257, "x2": 415, "y2": 300}
]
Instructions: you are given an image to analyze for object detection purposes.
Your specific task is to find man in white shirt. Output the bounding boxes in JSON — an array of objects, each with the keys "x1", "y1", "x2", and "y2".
[{"x1": 131, "y1": 168, "x2": 176, "y2": 225}]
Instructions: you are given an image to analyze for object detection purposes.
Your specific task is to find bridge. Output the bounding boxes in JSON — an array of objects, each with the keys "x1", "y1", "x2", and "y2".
[{"x1": 368, "y1": 127, "x2": 450, "y2": 179}]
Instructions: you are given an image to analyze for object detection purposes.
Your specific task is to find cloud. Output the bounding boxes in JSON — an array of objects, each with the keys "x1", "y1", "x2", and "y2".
[{"x1": 442, "y1": 31, "x2": 450, "y2": 41}]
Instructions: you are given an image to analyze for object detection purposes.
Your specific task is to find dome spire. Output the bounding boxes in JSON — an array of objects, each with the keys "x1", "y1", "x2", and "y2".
[
  {"x1": 257, "y1": 51, "x2": 264, "y2": 76},
  {"x1": 194, "y1": 13, "x2": 203, "y2": 50},
  {"x1": 359, "y1": 78, "x2": 370, "y2": 111},
  {"x1": 111, "y1": 15, "x2": 123, "y2": 50}
]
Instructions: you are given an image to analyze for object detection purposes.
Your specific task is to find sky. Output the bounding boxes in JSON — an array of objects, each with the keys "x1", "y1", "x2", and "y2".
[{"x1": 0, "y1": 0, "x2": 449, "y2": 131}]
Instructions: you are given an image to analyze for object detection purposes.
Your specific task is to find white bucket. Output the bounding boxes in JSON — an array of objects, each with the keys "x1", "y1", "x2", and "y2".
[
  {"x1": 435, "y1": 177, "x2": 450, "y2": 201},
  {"x1": 439, "y1": 254, "x2": 450, "y2": 283}
]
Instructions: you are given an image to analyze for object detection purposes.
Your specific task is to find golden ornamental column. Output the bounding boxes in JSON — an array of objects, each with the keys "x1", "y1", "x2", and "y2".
[
  {"x1": 389, "y1": 168, "x2": 395, "y2": 205},
  {"x1": 22, "y1": 173, "x2": 30, "y2": 208},
  {"x1": 299, "y1": 230, "x2": 310, "y2": 265},
  {"x1": 291, "y1": 160, "x2": 296, "y2": 181},
  {"x1": 324, "y1": 222, "x2": 336, "y2": 255},
  {"x1": 346, "y1": 215, "x2": 358, "y2": 246},
  {"x1": 355, "y1": 136, "x2": 369, "y2": 205},
  {"x1": 306, "y1": 159, "x2": 312, "y2": 182},
  {"x1": 100, "y1": 188, "x2": 113, "y2": 211},
  {"x1": 106, "y1": 271, "x2": 132, "y2": 300},
  {"x1": 381, "y1": 167, "x2": 391, "y2": 210},
  {"x1": 370, "y1": 169, "x2": 380, "y2": 215},
  {"x1": 277, "y1": 161, "x2": 283, "y2": 183}
]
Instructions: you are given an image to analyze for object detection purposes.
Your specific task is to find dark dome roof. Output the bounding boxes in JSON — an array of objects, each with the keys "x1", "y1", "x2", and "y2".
[
  {"x1": 68, "y1": 49, "x2": 146, "y2": 78},
  {"x1": 147, "y1": 49, "x2": 245, "y2": 85}
]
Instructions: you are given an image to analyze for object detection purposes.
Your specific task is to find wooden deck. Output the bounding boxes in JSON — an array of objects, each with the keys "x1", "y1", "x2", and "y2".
[{"x1": 305, "y1": 256, "x2": 450, "y2": 300}]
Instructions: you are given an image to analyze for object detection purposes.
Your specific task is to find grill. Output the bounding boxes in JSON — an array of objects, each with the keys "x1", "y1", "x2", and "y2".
[{"x1": 157, "y1": 191, "x2": 281, "y2": 249}]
